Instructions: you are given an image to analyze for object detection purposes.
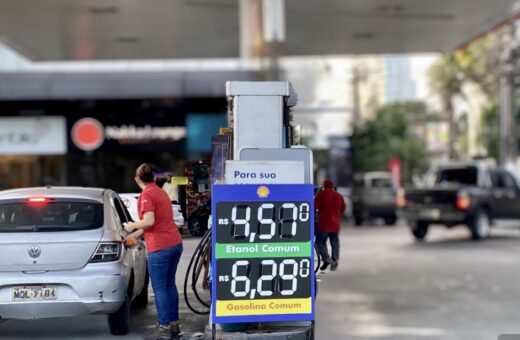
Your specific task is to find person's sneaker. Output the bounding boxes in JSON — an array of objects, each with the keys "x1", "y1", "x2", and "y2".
[
  {"x1": 320, "y1": 258, "x2": 331, "y2": 271},
  {"x1": 169, "y1": 321, "x2": 180, "y2": 336},
  {"x1": 330, "y1": 260, "x2": 339, "y2": 271},
  {"x1": 144, "y1": 325, "x2": 172, "y2": 340}
]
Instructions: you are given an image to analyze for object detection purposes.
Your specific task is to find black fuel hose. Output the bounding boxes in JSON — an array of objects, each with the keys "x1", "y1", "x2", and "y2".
[{"x1": 183, "y1": 230, "x2": 211, "y2": 315}]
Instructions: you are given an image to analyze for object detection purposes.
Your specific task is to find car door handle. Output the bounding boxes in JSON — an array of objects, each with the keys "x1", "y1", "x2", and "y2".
[
  {"x1": 494, "y1": 191, "x2": 504, "y2": 199},
  {"x1": 507, "y1": 192, "x2": 516, "y2": 199}
]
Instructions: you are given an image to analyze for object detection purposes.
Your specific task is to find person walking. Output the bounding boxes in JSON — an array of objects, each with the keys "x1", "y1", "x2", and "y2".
[
  {"x1": 124, "y1": 163, "x2": 183, "y2": 340},
  {"x1": 314, "y1": 179, "x2": 346, "y2": 271}
]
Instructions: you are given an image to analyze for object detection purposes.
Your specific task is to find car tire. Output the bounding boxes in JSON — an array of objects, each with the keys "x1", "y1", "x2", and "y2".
[
  {"x1": 188, "y1": 218, "x2": 207, "y2": 237},
  {"x1": 384, "y1": 216, "x2": 397, "y2": 226},
  {"x1": 132, "y1": 270, "x2": 149, "y2": 309},
  {"x1": 108, "y1": 285, "x2": 131, "y2": 335},
  {"x1": 410, "y1": 221, "x2": 429, "y2": 241},
  {"x1": 468, "y1": 209, "x2": 491, "y2": 240}
]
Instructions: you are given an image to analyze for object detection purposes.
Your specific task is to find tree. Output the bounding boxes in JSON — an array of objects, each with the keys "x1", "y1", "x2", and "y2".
[
  {"x1": 429, "y1": 31, "x2": 503, "y2": 160},
  {"x1": 351, "y1": 101, "x2": 429, "y2": 183},
  {"x1": 428, "y1": 54, "x2": 463, "y2": 159}
]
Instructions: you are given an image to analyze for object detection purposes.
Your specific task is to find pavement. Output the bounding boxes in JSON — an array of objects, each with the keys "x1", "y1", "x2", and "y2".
[
  {"x1": 2, "y1": 222, "x2": 520, "y2": 339},
  {"x1": 316, "y1": 221, "x2": 520, "y2": 340}
]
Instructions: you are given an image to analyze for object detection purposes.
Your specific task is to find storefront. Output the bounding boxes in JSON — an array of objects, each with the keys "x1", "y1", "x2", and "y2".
[
  {"x1": 0, "y1": 116, "x2": 67, "y2": 189},
  {"x1": 0, "y1": 98, "x2": 227, "y2": 192}
]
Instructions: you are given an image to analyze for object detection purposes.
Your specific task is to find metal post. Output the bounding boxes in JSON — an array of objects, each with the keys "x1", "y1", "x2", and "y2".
[
  {"x1": 499, "y1": 24, "x2": 517, "y2": 167},
  {"x1": 351, "y1": 67, "x2": 361, "y2": 124}
]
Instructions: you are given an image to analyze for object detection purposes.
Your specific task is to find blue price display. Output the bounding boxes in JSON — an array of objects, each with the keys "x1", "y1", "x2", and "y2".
[{"x1": 211, "y1": 184, "x2": 315, "y2": 324}]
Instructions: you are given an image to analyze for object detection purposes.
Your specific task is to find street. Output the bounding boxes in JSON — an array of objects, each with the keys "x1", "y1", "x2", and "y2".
[
  {"x1": 2, "y1": 223, "x2": 520, "y2": 339},
  {"x1": 316, "y1": 222, "x2": 520, "y2": 340}
]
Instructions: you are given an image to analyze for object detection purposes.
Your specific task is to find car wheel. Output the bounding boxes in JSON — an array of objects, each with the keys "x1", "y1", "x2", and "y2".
[
  {"x1": 132, "y1": 270, "x2": 149, "y2": 308},
  {"x1": 108, "y1": 285, "x2": 131, "y2": 335},
  {"x1": 410, "y1": 221, "x2": 429, "y2": 241},
  {"x1": 188, "y1": 218, "x2": 206, "y2": 237},
  {"x1": 468, "y1": 209, "x2": 491, "y2": 240}
]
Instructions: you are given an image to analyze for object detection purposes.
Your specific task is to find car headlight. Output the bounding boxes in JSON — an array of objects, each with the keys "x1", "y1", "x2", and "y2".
[{"x1": 90, "y1": 242, "x2": 122, "y2": 263}]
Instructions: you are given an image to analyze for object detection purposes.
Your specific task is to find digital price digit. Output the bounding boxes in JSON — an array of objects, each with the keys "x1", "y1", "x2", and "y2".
[{"x1": 229, "y1": 259, "x2": 311, "y2": 299}]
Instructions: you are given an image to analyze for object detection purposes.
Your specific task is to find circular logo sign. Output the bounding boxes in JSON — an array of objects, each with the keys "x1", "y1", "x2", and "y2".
[
  {"x1": 71, "y1": 118, "x2": 104, "y2": 151},
  {"x1": 256, "y1": 186, "x2": 270, "y2": 198}
]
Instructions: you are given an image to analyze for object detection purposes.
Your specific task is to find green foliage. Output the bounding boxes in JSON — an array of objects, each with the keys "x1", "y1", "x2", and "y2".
[
  {"x1": 428, "y1": 30, "x2": 503, "y2": 159},
  {"x1": 429, "y1": 55, "x2": 464, "y2": 103},
  {"x1": 351, "y1": 101, "x2": 429, "y2": 183}
]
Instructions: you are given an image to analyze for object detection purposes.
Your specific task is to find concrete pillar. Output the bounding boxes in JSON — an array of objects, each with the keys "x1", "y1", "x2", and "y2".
[{"x1": 239, "y1": 0, "x2": 264, "y2": 59}]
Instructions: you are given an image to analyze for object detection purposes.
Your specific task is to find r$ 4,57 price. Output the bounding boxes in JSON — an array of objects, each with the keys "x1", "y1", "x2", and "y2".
[{"x1": 217, "y1": 202, "x2": 311, "y2": 242}]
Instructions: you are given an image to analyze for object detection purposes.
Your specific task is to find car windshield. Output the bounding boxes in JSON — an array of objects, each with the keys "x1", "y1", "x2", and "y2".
[
  {"x1": 0, "y1": 201, "x2": 103, "y2": 232},
  {"x1": 434, "y1": 166, "x2": 478, "y2": 185}
]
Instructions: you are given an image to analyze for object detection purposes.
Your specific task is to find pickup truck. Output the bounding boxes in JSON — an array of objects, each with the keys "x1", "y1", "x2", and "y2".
[{"x1": 401, "y1": 161, "x2": 520, "y2": 241}]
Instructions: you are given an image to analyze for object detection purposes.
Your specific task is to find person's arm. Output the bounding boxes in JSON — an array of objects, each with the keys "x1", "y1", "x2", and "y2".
[
  {"x1": 339, "y1": 194, "x2": 346, "y2": 213},
  {"x1": 124, "y1": 211, "x2": 155, "y2": 232},
  {"x1": 126, "y1": 229, "x2": 144, "y2": 239}
]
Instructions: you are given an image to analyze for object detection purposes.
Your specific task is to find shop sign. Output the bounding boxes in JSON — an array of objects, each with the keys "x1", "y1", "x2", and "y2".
[
  {"x1": 0, "y1": 116, "x2": 67, "y2": 155},
  {"x1": 71, "y1": 117, "x2": 187, "y2": 151}
]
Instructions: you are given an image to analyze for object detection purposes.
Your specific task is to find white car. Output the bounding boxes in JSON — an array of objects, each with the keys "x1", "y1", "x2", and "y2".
[
  {"x1": 0, "y1": 187, "x2": 148, "y2": 336},
  {"x1": 120, "y1": 193, "x2": 184, "y2": 228}
]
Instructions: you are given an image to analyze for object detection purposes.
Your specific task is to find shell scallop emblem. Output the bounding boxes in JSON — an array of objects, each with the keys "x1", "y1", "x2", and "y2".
[{"x1": 256, "y1": 186, "x2": 270, "y2": 198}]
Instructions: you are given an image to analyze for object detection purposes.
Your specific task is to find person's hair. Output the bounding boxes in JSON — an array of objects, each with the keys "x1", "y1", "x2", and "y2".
[{"x1": 136, "y1": 163, "x2": 155, "y2": 183}]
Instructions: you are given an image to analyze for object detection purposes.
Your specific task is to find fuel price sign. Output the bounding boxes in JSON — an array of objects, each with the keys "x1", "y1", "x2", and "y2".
[{"x1": 211, "y1": 184, "x2": 315, "y2": 324}]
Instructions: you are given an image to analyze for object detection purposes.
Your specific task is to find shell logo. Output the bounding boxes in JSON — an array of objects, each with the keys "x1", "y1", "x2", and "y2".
[
  {"x1": 71, "y1": 118, "x2": 105, "y2": 151},
  {"x1": 256, "y1": 186, "x2": 270, "y2": 198}
]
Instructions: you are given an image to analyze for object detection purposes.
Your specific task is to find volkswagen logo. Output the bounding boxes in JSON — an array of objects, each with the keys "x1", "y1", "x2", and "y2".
[{"x1": 28, "y1": 245, "x2": 41, "y2": 259}]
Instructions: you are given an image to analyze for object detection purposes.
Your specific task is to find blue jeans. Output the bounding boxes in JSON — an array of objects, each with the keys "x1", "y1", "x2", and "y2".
[
  {"x1": 147, "y1": 243, "x2": 183, "y2": 326},
  {"x1": 316, "y1": 232, "x2": 339, "y2": 262}
]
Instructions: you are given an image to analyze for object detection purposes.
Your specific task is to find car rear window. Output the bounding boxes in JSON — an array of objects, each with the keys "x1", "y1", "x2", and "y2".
[
  {"x1": 435, "y1": 166, "x2": 478, "y2": 185},
  {"x1": 0, "y1": 201, "x2": 103, "y2": 232}
]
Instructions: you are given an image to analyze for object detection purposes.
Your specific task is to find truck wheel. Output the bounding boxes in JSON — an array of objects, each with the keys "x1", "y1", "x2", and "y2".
[
  {"x1": 384, "y1": 217, "x2": 397, "y2": 226},
  {"x1": 108, "y1": 286, "x2": 131, "y2": 335},
  {"x1": 468, "y1": 209, "x2": 491, "y2": 240},
  {"x1": 410, "y1": 221, "x2": 429, "y2": 241}
]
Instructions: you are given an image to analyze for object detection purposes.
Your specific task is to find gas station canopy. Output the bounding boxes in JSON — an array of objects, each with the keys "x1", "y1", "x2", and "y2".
[{"x1": 0, "y1": 0, "x2": 518, "y2": 61}]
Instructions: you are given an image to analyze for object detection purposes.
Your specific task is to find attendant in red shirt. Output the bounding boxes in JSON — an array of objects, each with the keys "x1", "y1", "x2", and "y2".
[
  {"x1": 124, "y1": 163, "x2": 183, "y2": 340},
  {"x1": 314, "y1": 179, "x2": 346, "y2": 271}
]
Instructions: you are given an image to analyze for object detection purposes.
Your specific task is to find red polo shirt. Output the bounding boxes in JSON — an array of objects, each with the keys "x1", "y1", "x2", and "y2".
[{"x1": 138, "y1": 183, "x2": 182, "y2": 253}]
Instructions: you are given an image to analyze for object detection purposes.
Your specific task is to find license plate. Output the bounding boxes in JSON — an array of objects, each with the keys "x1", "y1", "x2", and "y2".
[
  {"x1": 419, "y1": 209, "x2": 441, "y2": 220},
  {"x1": 12, "y1": 286, "x2": 58, "y2": 301}
]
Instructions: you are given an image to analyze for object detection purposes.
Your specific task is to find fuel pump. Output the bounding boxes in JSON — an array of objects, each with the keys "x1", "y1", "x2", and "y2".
[{"x1": 184, "y1": 82, "x2": 319, "y2": 340}]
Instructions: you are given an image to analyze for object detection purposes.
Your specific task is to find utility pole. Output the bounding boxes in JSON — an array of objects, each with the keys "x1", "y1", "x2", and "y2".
[
  {"x1": 499, "y1": 23, "x2": 518, "y2": 167},
  {"x1": 351, "y1": 67, "x2": 362, "y2": 124}
]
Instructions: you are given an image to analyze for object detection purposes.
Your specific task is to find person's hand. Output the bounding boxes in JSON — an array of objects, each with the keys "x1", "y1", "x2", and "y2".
[
  {"x1": 123, "y1": 222, "x2": 136, "y2": 233},
  {"x1": 124, "y1": 234, "x2": 138, "y2": 247}
]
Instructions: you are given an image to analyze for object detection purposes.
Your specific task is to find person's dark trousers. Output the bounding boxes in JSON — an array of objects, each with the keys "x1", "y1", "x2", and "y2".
[
  {"x1": 316, "y1": 232, "x2": 340, "y2": 262},
  {"x1": 147, "y1": 243, "x2": 183, "y2": 326}
]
